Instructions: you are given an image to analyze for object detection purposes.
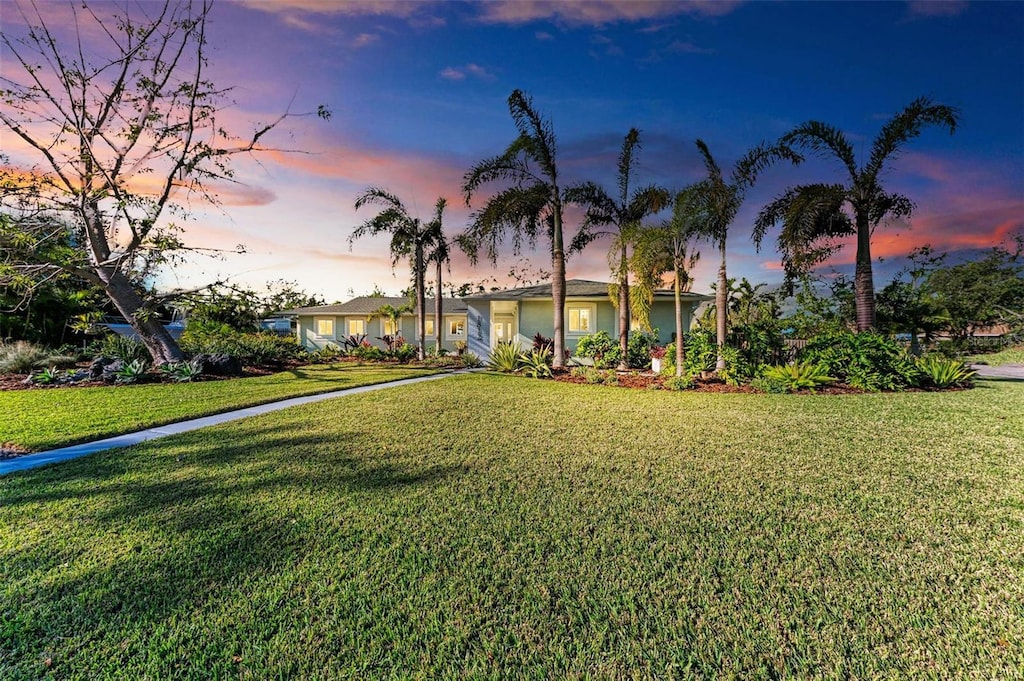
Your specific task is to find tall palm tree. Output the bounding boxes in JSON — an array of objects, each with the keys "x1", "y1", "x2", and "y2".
[
  {"x1": 563, "y1": 128, "x2": 670, "y2": 369},
  {"x1": 754, "y1": 97, "x2": 959, "y2": 331},
  {"x1": 633, "y1": 184, "x2": 704, "y2": 376},
  {"x1": 424, "y1": 198, "x2": 450, "y2": 356},
  {"x1": 460, "y1": 89, "x2": 572, "y2": 369},
  {"x1": 693, "y1": 139, "x2": 801, "y2": 371},
  {"x1": 350, "y1": 188, "x2": 443, "y2": 361}
]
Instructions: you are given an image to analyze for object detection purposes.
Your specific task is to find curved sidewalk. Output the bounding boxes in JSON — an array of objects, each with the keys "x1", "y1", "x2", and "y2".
[{"x1": 2, "y1": 370, "x2": 474, "y2": 476}]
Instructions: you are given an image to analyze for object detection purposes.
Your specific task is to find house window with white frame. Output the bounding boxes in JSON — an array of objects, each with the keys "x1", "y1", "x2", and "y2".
[
  {"x1": 315, "y1": 317, "x2": 335, "y2": 337},
  {"x1": 347, "y1": 318, "x2": 366, "y2": 336},
  {"x1": 567, "y1": 304, "x2": 594, "y2": 334},
  {"x1": 446, "y1": 316, "x2": 466, "y2": 338},
  {"x1": 423, "y1": 318, "x2": 435, "y2": 337},
  {"x1": 382, "y1": 318, "x2": 399, "y2": 337}
]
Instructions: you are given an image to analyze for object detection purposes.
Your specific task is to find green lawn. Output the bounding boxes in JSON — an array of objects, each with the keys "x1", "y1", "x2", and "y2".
[
  {"x1": 969, "y1": 344, "x2": 1024, "y2": 366},
  {"x1": 2, "y1": 375, "x2": 1022, "y2": 678},
  {"x1": 1, "y1": 364, "x2": 442, "y2": 451}
]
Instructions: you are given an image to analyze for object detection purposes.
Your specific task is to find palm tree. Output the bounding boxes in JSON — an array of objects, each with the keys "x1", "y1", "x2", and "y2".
[
  {"x1": 350, "y1": 188, "x2": 444, "y2": 361},
  {"x1": 754, "y1": 97, "x2": 959, "y2": 331},
  {"x1": 424, "y1": 198, "x2": 450, "y2": 356},
  {"x1": 368, "y1": 302, "x2": 412, "y2": 351},
  {"x1": 693, "y1": 139, "x2": 801, "y2": 371},
  {"x1": 563, "y1": 128, "x2": 670, "y2": 369},
  {"x1": 460, "y1": 89, "x2": 573, "y2": 369}
]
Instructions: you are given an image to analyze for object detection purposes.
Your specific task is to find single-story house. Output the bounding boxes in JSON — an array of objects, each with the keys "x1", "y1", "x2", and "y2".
[
  {"x1": 462, "y1": 279, "x2": 711, "y2": 358},
  {"x1": 278, "y1": 279, "x2": 711, "y2": 356},
  {"x1": 276, "y1": 296, "x2": 470, "y2": 353}
]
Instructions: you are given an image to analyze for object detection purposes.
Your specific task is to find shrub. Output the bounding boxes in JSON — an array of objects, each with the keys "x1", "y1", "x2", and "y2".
[
  {"x1": 532, "y1": 333, "x2": 553, "y2": 353},
  {"x1": 390, "y1": 343, "x2": 418, "y2": 363},
  {"x1": 487, "y1": 342, "x2": 522, "y2": 373},
  {"x1": 758, "y1": 362, "x2": 835, "y2": 393},
  {"x1": 663, "y1": 375, "x2": 694, "y2": 391},
  {"x1": 101, "y1": 334, "x2": 149, "y2": 364},
  {"x1": 349, "y1": 344, "x2": 385, "y2": 362},
  {"x1": 627, "y1": 330, "x2": 659, "y2": 369},
  {"x1": 180, "y1": 328, "x2": 305, "y2": 366},
  {"x1": 915, "y1": 355, "x2": 976, "y2": 389},
  {"x1": 799, "y1": 332, "x2": 918, "y2": 391},
  {"x1": 310, "y1": 344, "x2": 343, "y2": 363},
  {"x1": 459, "y1": 351, "x2": 483, "y2": 368},
  {"x1": 519, "y1": 348, "x2": 553, "y2": 379},
  {"x1": 0, "y1": 340, "x2": 52, "y2": 374},
  {"x1": 575, "y1": 331, "x2": 621, "y2": 369}
]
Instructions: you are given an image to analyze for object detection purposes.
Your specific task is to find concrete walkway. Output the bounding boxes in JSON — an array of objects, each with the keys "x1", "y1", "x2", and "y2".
[
  {"x1": 971, "y1": 363, "x2": 1024, "y2": 380},
  {"x1": 1, "y1": 370, "x2": 474, "y2": 476}
]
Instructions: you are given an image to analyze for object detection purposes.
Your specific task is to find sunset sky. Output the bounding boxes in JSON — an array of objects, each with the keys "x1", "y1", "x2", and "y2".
[{"x1": 3, "y1": 0, "x2": 1022, "y2": 302}]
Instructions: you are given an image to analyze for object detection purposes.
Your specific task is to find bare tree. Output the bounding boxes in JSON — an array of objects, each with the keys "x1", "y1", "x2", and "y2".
[{"x1": 0, "y1": 1, "x2": 326, "y2": 363}]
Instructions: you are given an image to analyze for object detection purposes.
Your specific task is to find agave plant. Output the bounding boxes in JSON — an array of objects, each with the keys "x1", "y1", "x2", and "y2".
[
  {"x1": 916, "y1": 356, "x2": 976, "y2": 389},
  {"x1": 486, "y1": 342, "x2": 522, "y2": 373},
  {"x1": 760, "y1": 361, "x2": 835, "y2": 393}
]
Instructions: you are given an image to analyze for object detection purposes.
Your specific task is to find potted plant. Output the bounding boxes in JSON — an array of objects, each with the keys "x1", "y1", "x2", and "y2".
[{"x1": 650, "y1": 345, "x2": 666, "y2": 374}]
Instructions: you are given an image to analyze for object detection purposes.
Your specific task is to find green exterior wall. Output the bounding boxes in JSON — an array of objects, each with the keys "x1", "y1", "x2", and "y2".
[{"x1": 295, "y1": 314, "x2": 465, "y2": 353}]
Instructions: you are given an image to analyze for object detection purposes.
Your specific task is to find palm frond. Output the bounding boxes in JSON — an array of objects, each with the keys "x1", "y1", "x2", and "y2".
[
  {"x1": 782, "y1": 121, "x2": 858, "y2": 181},
  {"x1": 458, "y1": 184, "x2": 548, "y2": 264},
  {"x1": 508, "y1": 89, "x2": 558, "y2": 181},
  {"x1": 617, "y1": 128, "x2": 641, "y2": 203},
  {"x1": 353, "y1": 187, "x2": 406, "y2": 213},
  {"x1": 864, "y1": 97, "x2": 959, "y2": 182}
]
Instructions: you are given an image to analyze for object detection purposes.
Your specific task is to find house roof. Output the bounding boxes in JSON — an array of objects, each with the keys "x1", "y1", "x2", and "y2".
[
  {"x1": 275, "y1": 296, "x2": 469, "y2": 317},
  {"x1": 465, "y1": 278, "x2": 712, "y2": 301}
]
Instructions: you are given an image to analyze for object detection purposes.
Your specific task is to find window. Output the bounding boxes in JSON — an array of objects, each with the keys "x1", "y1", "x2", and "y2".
[
  {"x1": 315, "y1": 318, "x2": 335, "y2": 337},
  {"x1": 447, "y1": 317, "x2": 466, "y2": 337},
  {"x1": 347, "y1": 318, "x2": 365, "y2": 336},
  {"x1": 568, "y1": 305, "x2": 594, "y2": 334},
  {"x1": 382, "y1": 318, "x2": 399, "y2": 336},
  {"x1": 424, "y1": 318, "x2": 435, "y2": 337}
]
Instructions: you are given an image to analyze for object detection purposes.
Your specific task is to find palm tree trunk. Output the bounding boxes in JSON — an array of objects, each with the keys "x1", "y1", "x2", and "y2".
[
  {"x1": 617, "y1": 245, "x2": 629, "y2": 371},
  {"x1": 434, "y1": 257, "x2": 443, "y2": 356},
  {"x1": 854, "y1": 216, "x2": 876, "y2": 332},
  {"x1": 715, "y1": 238, "x2": 727, "y2": 372},
  {"x1": 551, "y1": 197, "x2": 566, "y2": 369},
  {"x1": 415, "y1": 244, "x2": 426, "y2": 361},
  {"x1": 674, "y1": 264, "x2": 684, "y2": 378}
]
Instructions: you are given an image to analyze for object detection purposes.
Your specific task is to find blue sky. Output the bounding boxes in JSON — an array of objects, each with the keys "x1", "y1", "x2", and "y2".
[{"x1": 4, "y1": 0, "x2": 1022, "y2": 300}]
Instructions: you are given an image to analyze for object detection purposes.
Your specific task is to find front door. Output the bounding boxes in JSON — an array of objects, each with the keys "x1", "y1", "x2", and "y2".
[{"x1": 494, "y1": 315, "x2": 514, "y2": 345}]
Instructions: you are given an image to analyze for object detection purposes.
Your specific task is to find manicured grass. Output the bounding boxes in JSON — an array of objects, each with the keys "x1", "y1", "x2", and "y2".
[
  {"x1": 969, "y1": 344, "x2": 1024, "y2": 366},
  {"x1": 1, "y1": 375, "x2": 1022, "y2": 678},
  {"x1": 1, "y1": 364, "x2": 442, "y2": 451}
]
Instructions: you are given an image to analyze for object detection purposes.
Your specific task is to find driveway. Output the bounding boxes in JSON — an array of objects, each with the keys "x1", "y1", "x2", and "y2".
[{"x1": 971, "y1": 363, "x2": 1024, "y2": 380}]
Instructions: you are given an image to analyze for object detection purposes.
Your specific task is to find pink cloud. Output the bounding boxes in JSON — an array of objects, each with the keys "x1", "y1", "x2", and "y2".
[
  {"x1": 352, "y1": 32, "x2": 379, "y2": 47},
  {"x1": 439, "y1": 63, "x2": 496, "y2": 81}
]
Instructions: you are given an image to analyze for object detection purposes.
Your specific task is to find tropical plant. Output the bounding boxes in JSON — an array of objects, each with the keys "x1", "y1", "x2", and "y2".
[
  {"x1": 352, "y1": 189, "x2": 447, "y2": 361},
  {"x1": 626, "y1": 330, "x2": 659, "y2": 370},
  {"x1": 341, "y1": 334, "x2": 367, "y2": 352},
  {"x1": 915, "y1": 356, "x2": 976, "y2": 389},
  {"x1": 875, "y1": 246, "x2": 949, "y2": 355},
  {"x1": 460, "y1": 90, "x2": 574, "y2": 369},
  {"x1": 519, "y1": 348, "x2": 554, "y2": 379},
  {"x1": 563, "y1": 129, "x2": 670, "y2": 368},
  {"x1": 487, "y1": 342, "x2": 522, "y2": 373},
  {"x1": 31, "y1": 366, "x2": 60, "y2": 385},
  {"x1": 424, "y1": 201, "x2": 451, "y2": 356},
  {"x1": 575, "y1": 331, "x2": 622, "y2": 370},
  {"x1": 114, "y1": 359, "x2": 149, "y2": 384},
  {"x1": 646, "y1": 185, "x2": 705, "y2": 376},
  {"x1": 369, "y1": 302, "x2": 413, "y2": 351},
  {"x1": 755, "y1": 97, "x2": 960, "y2": 331},
  {"x1": 310, "y1": 344, "x2": 343, "y2": 363},
  {"x1": 692, "y1": 140, "x2": 801, "y2": 372},
  {"x1": 758, "y1": 362, "x2": 836, "y2": 393},
  {"x1": 159, "y1": 360, "x2": 203, "y2": 383},
  {"x1": 799, "y1": 331, "x2": 919, "y2": 391},
  {"x1": 532, "y1": 333, "x2": 553, "y2": 353}
]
